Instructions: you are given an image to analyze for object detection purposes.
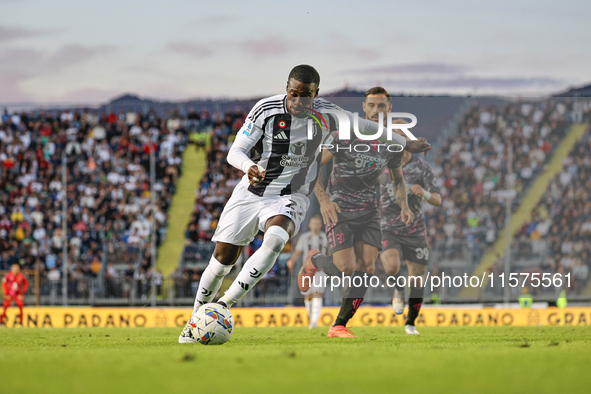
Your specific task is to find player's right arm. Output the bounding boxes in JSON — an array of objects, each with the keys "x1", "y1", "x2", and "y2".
[
  {"x1": 227, "y1": 104, "x2": 267, "y2": 185},
  {"x1": 313, "y1": 171, "x2": 341, "y2": 227},
  {"x1": 389, "y1": 166, "x2": 414, "y2": 225},
  {"x1": 2, "y1": 276, "x2": 9, "y2": 295}
]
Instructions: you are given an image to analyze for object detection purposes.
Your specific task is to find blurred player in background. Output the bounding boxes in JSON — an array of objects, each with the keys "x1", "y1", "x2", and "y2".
[
  {"x1": 379, "y1": 120, "x2": 441, "y2": 335},
  {"x1": 299, "y1": 87, "x2": 424, "y2": 338},
  {"x1": 1, "y1": 264, "x2": 29, "y2": 325},
  {"x1": 291, "y1": 215, "x2": 328, "y2": 328}
]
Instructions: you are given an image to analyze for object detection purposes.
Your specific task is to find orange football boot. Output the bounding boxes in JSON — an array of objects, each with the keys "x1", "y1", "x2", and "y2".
[{"x1": 327, "y1": 325, "x2": 357, "y2": 338}]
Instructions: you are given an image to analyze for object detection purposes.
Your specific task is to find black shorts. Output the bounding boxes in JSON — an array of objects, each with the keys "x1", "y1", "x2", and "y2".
[
  {"x1": 382, "y1": 232, "x2": 430, "y2": 265},
  {"x1": 326, "y1": 209, "x2": 382, "y2": 254}
]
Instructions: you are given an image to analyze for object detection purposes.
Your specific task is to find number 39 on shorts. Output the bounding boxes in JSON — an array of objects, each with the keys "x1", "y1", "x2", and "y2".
[{"x1": 415, "y1": 247, "x2": 429, "y2": 260}]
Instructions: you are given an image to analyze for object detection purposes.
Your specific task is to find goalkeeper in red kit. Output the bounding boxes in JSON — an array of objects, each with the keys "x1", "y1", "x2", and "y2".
[{"x1": 1, "y1": 264, "x2": 29, "y2": 325}]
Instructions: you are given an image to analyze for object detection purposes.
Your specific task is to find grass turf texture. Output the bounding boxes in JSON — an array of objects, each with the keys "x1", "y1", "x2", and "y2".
[{"x1": 1, "y1": 326, "x2": 590, "y2": 393}]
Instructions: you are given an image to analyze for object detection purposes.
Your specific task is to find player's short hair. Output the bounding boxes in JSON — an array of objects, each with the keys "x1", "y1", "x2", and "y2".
[
  {"x1": 365, "y1": 86, "x2": 391, "y2": 101},
  {"x1": 288, "y1": 65, "x2": 320, "y2": 86}
]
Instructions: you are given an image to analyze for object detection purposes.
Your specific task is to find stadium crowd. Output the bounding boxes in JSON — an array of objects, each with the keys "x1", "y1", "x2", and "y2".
[
  {"x1": 3, "y1": 96, "x2": 590, "y2": 302},
  {"x1": 426, "y1": 100, "x2": 581, "y2": 266},
  {"x1": 0, "y1": 107, "x2": 187, "y2": 299},
  {"x1": 516, "y1": 127, "x2": 591, "y2": 295}
]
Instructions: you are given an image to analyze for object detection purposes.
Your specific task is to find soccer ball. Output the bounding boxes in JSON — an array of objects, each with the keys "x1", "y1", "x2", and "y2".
[{"x1": 189, "y1": 303, "x2": 234, "y2": 345}]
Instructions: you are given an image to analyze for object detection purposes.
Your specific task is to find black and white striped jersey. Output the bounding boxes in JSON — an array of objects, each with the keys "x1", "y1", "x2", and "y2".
[{"x1": 233, "y1": 94, "x2": 340, "y2": 197}]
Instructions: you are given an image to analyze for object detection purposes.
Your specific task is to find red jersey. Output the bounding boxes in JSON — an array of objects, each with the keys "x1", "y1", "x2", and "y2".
[{"x1": 2, "y1": 272, "x2": 28, "y2": 297}]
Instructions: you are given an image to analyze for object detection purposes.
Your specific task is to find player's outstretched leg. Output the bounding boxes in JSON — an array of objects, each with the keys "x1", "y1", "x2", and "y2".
[
  {"x1": 15, "y1": 297, "x2": 24, "y2": 324},
  {"x1": 327, "y1": 272, "x2": 370, "y2": 338},
  {"x1": 180, "y1": 243, "x2": 239, "y2": 343},
  {"x1": 1, "y1": 298, "x2": 10, "y2": 325},
  {"x1": 405, "y1": 287, "x2": 423, "y2": 335},
  {"x1": 304, "y1": 297, "x2": 312, "y2": 320},
  {"x1": 405, "y1": 261, "x2": 426, "y2": 335},
  {"x1": 309, "y1": 295, "x2": 323, "y2": 329},
  {"x1": 218, "y1": 226, "x2": 290, "y2": 308},
  {"x1": 298, "y1": 248, "x2": 356, "y2": 293},
  {"x1": 380, "y1": 248, "x2": 405, "y2": 314}
]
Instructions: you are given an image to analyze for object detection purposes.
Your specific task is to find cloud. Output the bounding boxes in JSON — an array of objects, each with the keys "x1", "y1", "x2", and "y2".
[
  {"x1": 379, "y1": 76, "x2": 568, "y2": 90},
  {"x1": 239, "y1": 37, "x2": 299, "y2": 56},
  {"x1": 0, "y1": 24, "x2": 59, "y2": 43},
  {"x1": 47, "y1": 44, "x2": 118, "y2": 69},
  {"x1": 164, "y1": 36, "x2": 300, "y2": 58},
  {"x1": 0, "y1": 44, "x2": 119, "y2": 102},
  {"x1": 349, "y1": 62, "x2": 468, "y2": 75},
  {"x1": 184, "y1": 14, "x2": 240, "y2": 29},
  {"x1": 165, "y1": 41, "x2": 214, "y2": 58}
]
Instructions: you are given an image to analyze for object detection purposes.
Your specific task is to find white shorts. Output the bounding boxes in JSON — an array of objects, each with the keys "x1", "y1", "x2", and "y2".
[
  {"x1": 212, "y1": 180, "x2": 310, "y2": 246},
  {"x1": 301, "y1": 271, "x2": 328, "y2": 296}
]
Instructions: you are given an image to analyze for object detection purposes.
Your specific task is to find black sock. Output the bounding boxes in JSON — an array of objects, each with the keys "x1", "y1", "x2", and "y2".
[
  {"x1": 406, "y1": 287, "x2": 423, "y2": 326},
  {"x1": 311, "y1": 254, "x2": 342, "y2": 277},
  {"x1": 334, "y1": 271, "x2": 370, "y2": 326}
]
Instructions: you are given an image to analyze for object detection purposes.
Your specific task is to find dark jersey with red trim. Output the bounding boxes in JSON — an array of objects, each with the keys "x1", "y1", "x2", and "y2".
[
  {"x1": 325, "y1": 131, "x2": 404, "y2": 211},
  {"x1": 378, "y1": 156, "x2": 440, "y2": 236}
]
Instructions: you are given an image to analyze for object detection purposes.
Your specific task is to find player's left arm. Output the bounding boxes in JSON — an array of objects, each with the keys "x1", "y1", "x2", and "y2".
[
  {"x1": 389, "y1": 166, "x2": 414, "y2": 225},
  {"x1": 20, "y1": 274, "x2": 29, "y2": 295},
  {"x1": 410, "y1": 163, "x2": 442, "y2": 207},
  {"x1": 320, "y1": 149, "x2": 334, "y2": 166}
]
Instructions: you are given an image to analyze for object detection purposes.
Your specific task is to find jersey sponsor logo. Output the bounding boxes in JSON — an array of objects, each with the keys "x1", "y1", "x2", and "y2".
[
  {"x1": 289, "y1": 141, "x2": 307, "y2": 156},
  {"x1": 274, "y1": 130, "x2": 289, "y2": 140},
  {"x1": 280, "y1": 155, "x2": 309, "y2": 168},
  {"x1": 354, "y1": 154, "x2": 388, "y2": 169}
]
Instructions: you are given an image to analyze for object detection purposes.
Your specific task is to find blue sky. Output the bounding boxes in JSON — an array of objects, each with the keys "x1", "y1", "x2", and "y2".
[{"x1": 1, "y1": 0, "x2": 589, "y2": 103}]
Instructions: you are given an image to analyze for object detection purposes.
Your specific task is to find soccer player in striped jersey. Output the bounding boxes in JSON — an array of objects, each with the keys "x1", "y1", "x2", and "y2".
[{"x1": 179, "y1": 65, "x2": 430, "y2": 343}]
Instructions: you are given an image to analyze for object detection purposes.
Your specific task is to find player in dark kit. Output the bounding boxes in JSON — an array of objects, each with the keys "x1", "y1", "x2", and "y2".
[
  {"x1": 298, "y1": 87, "x2": 430, "y2": 338},
  {"x1": 1, "y1": 264, "x2": 29, "y2": 325},
  {"x1": 379, "y1": 119, "x2": 442, "y2": 335}
]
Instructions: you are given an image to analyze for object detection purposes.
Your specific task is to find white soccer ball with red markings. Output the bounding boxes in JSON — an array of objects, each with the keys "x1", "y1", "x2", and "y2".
[{"x1": 190, "y1": 303, "x2": 234, "y2": 345}]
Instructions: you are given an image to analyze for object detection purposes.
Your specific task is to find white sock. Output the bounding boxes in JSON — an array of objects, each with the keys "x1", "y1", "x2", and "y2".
[
  {"x1": 304, "y1": 298, "x2": 311, "y2": 318},
  {"x1": 220, "y1": 226, "x2": 289, "y2": 307},
  {"x1": 194, "y1": 256, "x2": 233, "y2": 313},
  {"x1": 310, "y1": 297, "x2": 323, "y2": 325}
]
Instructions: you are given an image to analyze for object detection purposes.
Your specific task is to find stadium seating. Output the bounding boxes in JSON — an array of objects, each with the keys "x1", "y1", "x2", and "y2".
[{"x1": 0, "y1": 108, "x2": 187, "y2": 302}]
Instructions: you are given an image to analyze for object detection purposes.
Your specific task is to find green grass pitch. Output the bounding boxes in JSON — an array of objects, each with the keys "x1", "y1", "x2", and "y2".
[{"x1": 1, "y1": 326, "x2": 590, "y2": 393}]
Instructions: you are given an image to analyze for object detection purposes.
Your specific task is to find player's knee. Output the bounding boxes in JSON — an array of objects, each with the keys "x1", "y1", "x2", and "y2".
[
  {"x1": 342, "y1": 261, "x2": 356, "y2": 276},
  {"x1": 262, "y1": 226, "x2": 290, "y2": 253},
  {"x1": 213, "y1": 243, "x2": 242, "y2": 265}
]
